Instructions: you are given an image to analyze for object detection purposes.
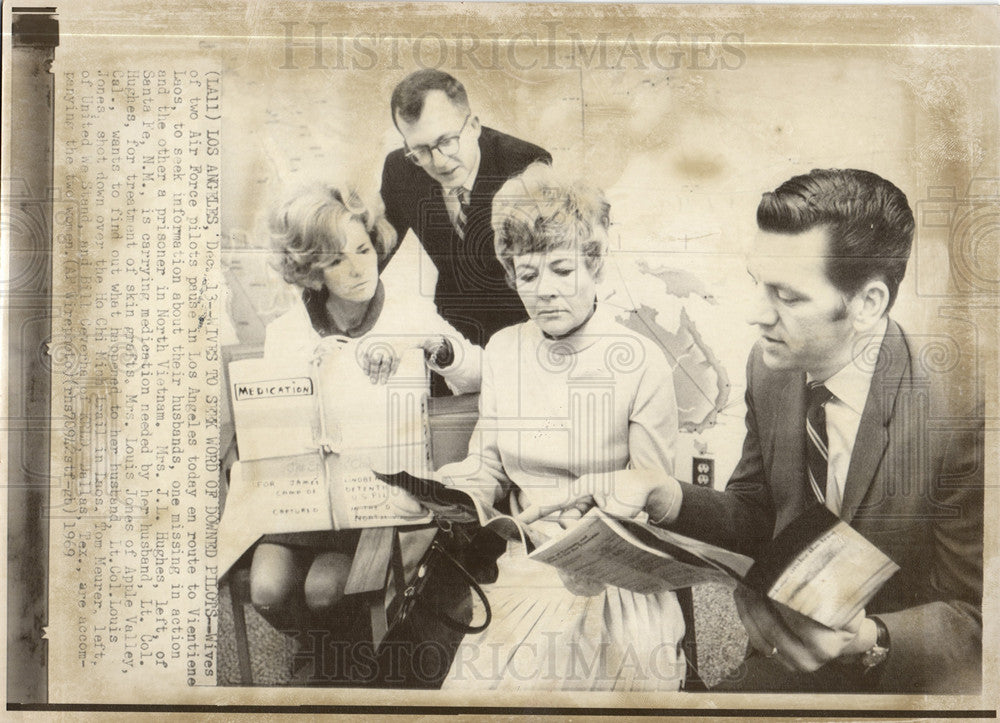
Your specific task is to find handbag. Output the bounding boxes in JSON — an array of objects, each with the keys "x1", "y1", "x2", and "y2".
[
  {"x1": 387, "y1": 520, "x2": 492, "y2": 635},
  {"x1": 342, "y1": 521, "x2": 491, "y2": 688},
  {"x1": 355, "y1": 391, "x2": 493, "y2": 686}
]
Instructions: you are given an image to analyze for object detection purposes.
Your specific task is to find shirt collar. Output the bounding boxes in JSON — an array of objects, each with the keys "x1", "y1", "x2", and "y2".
[
  {"x1": 302, "y1": 281, "x2": 385, "y2": 338},
  {"x1": 443, "y1": 144, "x2": 480, "y2": 197},
  {"x1": 533, "y1": 301, "x2": 616, "y2": 357},
  {"x1": 810, "y1": 316, "x2": 888, "y2": 415}
]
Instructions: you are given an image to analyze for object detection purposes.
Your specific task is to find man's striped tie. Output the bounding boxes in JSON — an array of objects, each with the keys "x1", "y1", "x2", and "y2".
[
  {"x1": 806, "y1": 381, "x2": 834, "y2": 506},
  {"x1": 453, "y1": 186, "x2": 470, "y2": 239}
]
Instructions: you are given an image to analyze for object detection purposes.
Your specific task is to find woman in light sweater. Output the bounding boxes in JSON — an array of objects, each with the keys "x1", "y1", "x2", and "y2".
[{"x1": 407, "y1": 163, "x2": 686, "y2": 691}]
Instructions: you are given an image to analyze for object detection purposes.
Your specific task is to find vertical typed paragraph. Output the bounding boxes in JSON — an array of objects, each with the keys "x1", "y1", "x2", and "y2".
[{"x1": 49, "y1": 66, "x2": 222, "y2": 698}]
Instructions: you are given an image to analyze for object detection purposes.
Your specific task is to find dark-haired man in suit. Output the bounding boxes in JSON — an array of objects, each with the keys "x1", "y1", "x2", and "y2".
[
  {"x1": 380, "y1": 69, "x2": 551, "y2": 349},
  {"x1": 600, "y1": 168, "x2": 983, "y2": 693}
]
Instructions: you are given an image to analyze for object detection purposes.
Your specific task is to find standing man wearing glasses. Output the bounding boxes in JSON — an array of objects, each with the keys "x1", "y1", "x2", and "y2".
[{"x1": 380, "y1": 69, "x2": 551, "y2": 349}]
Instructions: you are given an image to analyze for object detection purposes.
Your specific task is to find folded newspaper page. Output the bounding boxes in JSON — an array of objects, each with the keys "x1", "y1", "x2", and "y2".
[{"x1": 375, "y1": 471, "x2": 899, "y2": 629}]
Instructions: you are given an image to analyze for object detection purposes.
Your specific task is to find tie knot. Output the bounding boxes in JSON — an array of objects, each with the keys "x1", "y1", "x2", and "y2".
[
  {"x1": 807, "y1": 381, "x2": 833, "y2": 409},
  {"x1": 453, "y1": 186, "x2": 471, "y2": 207}
]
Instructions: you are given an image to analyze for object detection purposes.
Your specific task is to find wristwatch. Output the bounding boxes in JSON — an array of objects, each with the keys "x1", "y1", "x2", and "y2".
[
  {"x1": 859, "y1": 616, "x2": 890, "y2": 672},
  {"x1": 425, "y1": 338, "x2": 454, "y2": 368}
]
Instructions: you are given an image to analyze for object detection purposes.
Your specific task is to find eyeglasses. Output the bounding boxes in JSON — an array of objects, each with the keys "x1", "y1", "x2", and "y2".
[{"x1": 404, "y1": 114, "x2": 471, "y2": 166}]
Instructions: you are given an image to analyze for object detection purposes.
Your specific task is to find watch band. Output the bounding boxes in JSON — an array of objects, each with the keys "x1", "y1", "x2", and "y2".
[
  {"x1": 872, "y1": 616, "x2": 890, "y2": 648},
  {"x1": 434, "y1": 338, "x2": 454, "y2": 368},
  {"x1": 425, "y1": 338, "x2": 454, "y2": 368},
  {"x1": 859, "y1": 615, "x2": 890, "y2": 673}
]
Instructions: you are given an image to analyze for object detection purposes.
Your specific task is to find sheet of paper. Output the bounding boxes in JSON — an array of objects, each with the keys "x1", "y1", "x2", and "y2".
[
  {"x1": 228, "y1": 357, "x2": 319, "y2": 460},
  {"x1": 315, "y1": 343, "x2": 429, "y2": 459},
  {"x1": 325, "y1": 451, "x2": 432, "y2": 528},
  {"x1": 216, "y1": 454, "x2": 332, "y2": 576},
  {"x1": 766, "y1": 519, "x2": 900, "y2": 630},
  {"x1": 529, "y1": 510, "x2": 734, "y2": 593}
]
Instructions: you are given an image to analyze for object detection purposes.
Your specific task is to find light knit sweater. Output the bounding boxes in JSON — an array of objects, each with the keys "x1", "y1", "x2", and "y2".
[{"x1": 440, "y1": 303, "x2": 686, "y2": 692}]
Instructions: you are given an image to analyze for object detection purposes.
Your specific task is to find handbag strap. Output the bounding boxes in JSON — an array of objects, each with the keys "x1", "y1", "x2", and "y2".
[{"x1": 412, "y1": 540, "x2": 492, "y2": 634}]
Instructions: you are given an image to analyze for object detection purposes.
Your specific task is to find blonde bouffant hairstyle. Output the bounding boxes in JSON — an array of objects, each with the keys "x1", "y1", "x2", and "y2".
[
  {"x1": 491, "y1": 162, "x2": 610, "y2": 288},
  {"x1": 270, "y1": 183, "x2": 397, "y2": 290}
]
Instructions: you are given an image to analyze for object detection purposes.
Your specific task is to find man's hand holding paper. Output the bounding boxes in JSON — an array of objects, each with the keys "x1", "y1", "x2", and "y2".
[
  {"x1": 735, "y1": 586, "x2": 872, "y2": 673},
  {"x1": 587, "y1": 468, "x2": 683, "y2": 524}
]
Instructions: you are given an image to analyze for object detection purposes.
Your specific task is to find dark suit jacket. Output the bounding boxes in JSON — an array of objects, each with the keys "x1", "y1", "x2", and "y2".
[
  {"x1": 380, "y1": 126, "x2": 551, "y2": 346},
  {"x1": 671, "y1": 319, "x2": 983, "y2": 693}
]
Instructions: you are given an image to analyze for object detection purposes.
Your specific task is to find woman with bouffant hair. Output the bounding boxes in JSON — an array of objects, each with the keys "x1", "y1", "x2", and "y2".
[
  {"x1": 249, "y1": 182, "x2": 482, "y2": 632},
  {"x1": 271, "y1": 184, "x2": 396, "y2": 287},
  {"x1": 400, "y1": 163, "x2": 686, "y2": 691}
]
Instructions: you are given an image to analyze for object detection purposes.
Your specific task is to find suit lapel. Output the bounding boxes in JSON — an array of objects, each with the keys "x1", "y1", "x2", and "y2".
[
  {"x1": 470, "y1": 128, "x2": 499, "y2": 195},
  {"x1": 467, "y1": 129, "x2": 500, "y2": 232},
  {"x1": 840, "y1": 320, "x2": 910, "y2": 522},
  {"x1": 421, "y1": 183, "x2": 451, "y2": 248}
]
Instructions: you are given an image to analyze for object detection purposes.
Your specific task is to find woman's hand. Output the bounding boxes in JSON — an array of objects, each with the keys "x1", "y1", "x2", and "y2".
[
  {"x1": 386, "y1": 484, "x2": 478, "y2": 524},
  {"x1": 362, "y1": 337, "x2": 455, "y2": 384},
  {"x1": 436, "y1": 457, "x2": 504, "y2": 511},
  {"x1": 386, "y1": 462, "x2": 495, "y2": 525},
  {"x1": 359, "y1": 339, "x2": 406, "y2": 385},
  {"x1": 387, "y1": 489, "x2": 433, "y2": 521},
  {"x1": 516, "y1": 495, "x2": 595, "y2": 529}
]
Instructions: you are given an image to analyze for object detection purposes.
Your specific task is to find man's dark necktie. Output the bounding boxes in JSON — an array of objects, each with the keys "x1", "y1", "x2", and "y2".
[{"x1": 806, "y1": 381, "x2": 833, "y2": 507}]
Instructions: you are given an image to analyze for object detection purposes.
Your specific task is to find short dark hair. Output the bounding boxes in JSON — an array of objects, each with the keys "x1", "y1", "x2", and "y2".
[
  {"x1": 390, "y1": 69, "x2": 469, "y2": 128},
  {"x1": 757, "y1": 168, "x2": 914, "y2": 311}
]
